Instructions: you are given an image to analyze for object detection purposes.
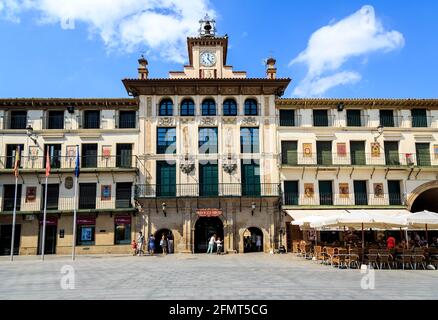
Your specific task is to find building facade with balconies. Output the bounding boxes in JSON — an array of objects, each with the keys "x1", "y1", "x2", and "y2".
[
  {"x1": 277, "y1": 98, "x2": 438, "y2": 249},
  {"x1": 0, "y1": 99, "x2": 139, "y2": 255}
]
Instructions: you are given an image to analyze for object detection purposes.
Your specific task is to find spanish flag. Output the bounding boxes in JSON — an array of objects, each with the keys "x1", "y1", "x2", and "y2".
[{"x1": 13, "y1": 145, "x2": 20, "y2": 178}]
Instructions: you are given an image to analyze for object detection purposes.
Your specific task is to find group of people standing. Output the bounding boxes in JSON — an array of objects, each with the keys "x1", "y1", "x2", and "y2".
[{"x1": 132, "y1": 231, "x2": 174, "y2": 256}]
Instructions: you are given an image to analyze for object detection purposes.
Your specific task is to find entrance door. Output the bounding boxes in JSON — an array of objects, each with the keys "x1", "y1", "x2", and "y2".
[
  {"x1": 241, "y1": 160, "x2": 260, "y2": 196},
  {"x1": 154, "y1": 229, "x2": 172, "y2": 254},
  {"x1": 284, "y1": 181, "x2": 298, "y2": 205},
  {"x1": 156, "y1": 161, "x2": 176, "y2": 197},
  {"x1": 319, "y1": 181, "x2": 333, "y2": 205},
  {"x1": 0, "y1": 224, "x2": 21, "y2": 256},
  {"x1": 199, "y1": 162, "x2": 218, "y2": 196},
  {"x1": 388, "y1": 180, "x2": 402, "y2": 205},
  {"x1": 353, "y1": 180, "x2": 368, "y2": 205},
  {"x1": 243, "y1": 227, "x2": 263, "y2": 253},
  {"x1": 416, "y1": 143, "x2": 431, "y2": 166},
  {"x1": 350, "y1": 141, "x2": 366, "y2": 165},
  {"x1": 316, "y1": 141, "x2": 332, "y2": 165},
  {"x1": 194, "y1": 217, "x2": 224, "y2": 253},
  {"x1": 384, "y1": 141, "x2": 400, "y2": 165},
  {"x1": 37, "y1": 224, "x2": 57, "y2": 255}
]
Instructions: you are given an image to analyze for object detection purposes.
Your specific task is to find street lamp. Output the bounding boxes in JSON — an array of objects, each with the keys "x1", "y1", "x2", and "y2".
[
  {"x1": 374, "y1": 125, "x2": 384, "y2": 142},
  {"x1": 162, "y1": 202, "x2": 167, "y2": 217}
]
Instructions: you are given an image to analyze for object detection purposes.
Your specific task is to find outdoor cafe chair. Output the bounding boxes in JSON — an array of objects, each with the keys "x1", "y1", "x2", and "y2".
[
  {"x1": 325, "y1": 247, "x2": 337, "y2": 266},
  {"x1": 428, "y1": 248, "x2": 438, "y2": 269},
  {"x1": 332, "y1": 248, "x2": 348, "y2": 269},
  {"x1": 396, "y1": 250, "x2": 413, "y2": 270},
  {"x1": 313, "y1": 245, "x2": 324, "y2": 262},
  {"x1": 292, "y1": 241, "x2": 300, "y2": 256},
  {"x1": 412, "y1": 253, "x2": 427, "y2": 270},
  {"x1": 366, "y1": 249, "x2": 379, "y2": 269},
  {"x1": 346, "y1": 249, "x2": 360, "y2": 269}
]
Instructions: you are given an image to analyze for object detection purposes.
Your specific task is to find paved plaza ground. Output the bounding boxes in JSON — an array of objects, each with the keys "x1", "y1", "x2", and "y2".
[{"x1": 0, "y1": 253, "x2": 437, "y2": 300}]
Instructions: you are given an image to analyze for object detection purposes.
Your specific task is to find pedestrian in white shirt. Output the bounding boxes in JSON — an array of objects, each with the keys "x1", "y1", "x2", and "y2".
[
  {"x1": 216, "y1": 237, "x2": 223, "y2": 254},
  {"x1": 207, "y1": 234, "x2": 216, "y2": 254}
]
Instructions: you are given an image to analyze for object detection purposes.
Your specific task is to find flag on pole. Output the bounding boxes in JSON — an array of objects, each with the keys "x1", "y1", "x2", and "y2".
[
  {"x1": 74, "y1": 145, "x2": 80, "y2": 178},
  {"x1": 45, "y1": 149, "x2": 51, "y2": 177},
  {"x1": 13, "y1": 145, "x2": 20, "y2": 177}
]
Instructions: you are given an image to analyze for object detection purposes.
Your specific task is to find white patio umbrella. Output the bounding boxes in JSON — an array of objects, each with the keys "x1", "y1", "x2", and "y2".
[
  {"x1": 404, "y1": 210, "x2": 438, "y2": 244},
  {"x1": 291, "y1": 215, "x2": 331, "y2": 229}
]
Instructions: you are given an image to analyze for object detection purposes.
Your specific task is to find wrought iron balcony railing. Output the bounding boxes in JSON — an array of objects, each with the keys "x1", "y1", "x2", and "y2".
[
  {"x1": 283, "y1": 193, "x2": 404, "y2": 207},
  {"x1": 280, "y1": 152, "x2": 438, "y2": 167},
  {"x1": 0, "y1": 155, "x2": 137, "y2": 170},
  {"x1": 135, "y1": 183, "x2": 281, "y2": 199}
]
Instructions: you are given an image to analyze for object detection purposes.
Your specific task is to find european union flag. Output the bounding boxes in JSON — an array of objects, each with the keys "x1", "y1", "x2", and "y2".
[{"x1": 74, "y1": 145, "x2": 80, "y2": 178}]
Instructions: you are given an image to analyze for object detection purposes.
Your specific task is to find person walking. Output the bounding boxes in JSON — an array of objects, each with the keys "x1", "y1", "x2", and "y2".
[
  {"x1": 216, "y1": 237, "x2": 223, "y2": 254},
  {"x1": 207, "y1": 234, "x2": 216, "y2": 254},
  {"x1": 160, "y1": 234, "x2": 168, "y2": 255},
  {"x1": 131, "y1": 239, "x2": 138, "y2": 256},
  {"x1": 137, "y1": 232, "x2": 145, "y2": 256},
  {"x1": 256, "y1": 235, "x2": 262, "y2": 252},
  {"x1": 167, "y1": 231, "x2": 174, "y2": 254},
  {"x1": 148, "y1": 234, "x2": 155, "y2": 256}
]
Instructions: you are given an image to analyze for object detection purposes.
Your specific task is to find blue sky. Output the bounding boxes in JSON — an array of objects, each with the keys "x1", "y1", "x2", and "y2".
[{"x1": 0, "y1": 0, "x2": 437, "y2": 98}]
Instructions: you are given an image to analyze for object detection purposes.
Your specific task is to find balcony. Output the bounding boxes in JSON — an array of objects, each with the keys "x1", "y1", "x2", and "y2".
[
  {"x1": 0, "y1": 155, "x2": 138, "y2": 171},
  {"x1": 135, "y1": 183, "x2": 280, "y2": 199},
  {"x1": 312, "y1": 114, "x2": 335, "y2": 127},
  {"x1": 2, "y1": 113, "x2": 28, "y2": 130},
  {"x1": 346, "y1": 114, "x2": 369, "y2": 127},
  {"x1": 409, "y1": 115, "x2": 437, "y2": 128},
  {"x1": 279, "y1": 113, "x2": 301, "y2": 127},
  {"x1": 283, "y1": 193, "x2": 405, "y2": 208},
  {"x1": 379, "y1": 115, "x2": 403, "y2": 127},
  {"x1": 280, "y1": 153, "x2": 438, "y2": 167}
]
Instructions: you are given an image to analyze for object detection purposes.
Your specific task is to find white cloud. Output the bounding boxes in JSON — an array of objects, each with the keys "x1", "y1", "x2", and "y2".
[
  {"x1": 290, "y1": 5, "x2": 405, "y2": 97},
  {"x1": 0, "y1": 0, "x2": 214, "y2": 63}
]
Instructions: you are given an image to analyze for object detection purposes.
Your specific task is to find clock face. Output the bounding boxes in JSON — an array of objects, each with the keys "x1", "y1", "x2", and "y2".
[{"x1": 200, "y1": 51, "x2": 216, "y2": 67}]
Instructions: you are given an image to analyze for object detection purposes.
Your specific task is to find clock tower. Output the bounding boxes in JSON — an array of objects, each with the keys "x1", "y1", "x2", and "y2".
[{"x1": 169, "y1": 14, "x2": 247, "y2": 79}]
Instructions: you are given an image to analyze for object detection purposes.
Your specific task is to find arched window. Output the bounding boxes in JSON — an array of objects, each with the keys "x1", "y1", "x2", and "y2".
[
  {"x1": 180, "y1": 99, "x2": 195, "y2": 116},
  {"x1": 244, "y1": 99, "x2": 258, "y2": 116},
  {"x1": 202, "y1": 99, "x2": 216, "y2": 116},
  {"x1": 159, "y1": 99, "x2": 173, "y2": 116},
  {"x1": 223, "y1": 99, "x2": 237, "y2": 116}
]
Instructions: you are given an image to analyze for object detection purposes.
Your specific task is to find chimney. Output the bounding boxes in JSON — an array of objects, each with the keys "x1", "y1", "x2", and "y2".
[
  {"x1": 138, "y1": 55, "x2": 149, "y2": 80},
  {"x1": 266, "y1": 57, "x2": 277, "y2": 79}
]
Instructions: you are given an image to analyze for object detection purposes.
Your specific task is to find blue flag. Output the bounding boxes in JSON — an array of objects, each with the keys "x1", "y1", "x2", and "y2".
[{"x1": 74, "y1": 145, "x2": 80, "y2": 178}]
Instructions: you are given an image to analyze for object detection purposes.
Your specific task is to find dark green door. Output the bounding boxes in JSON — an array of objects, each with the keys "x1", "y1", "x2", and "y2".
[
  {"x1": 317, "y1": 141, "x2": 332, "y2": 165},
  {"x1": 281, "y1": 141, "x2": 297, "y2": 165},
  {"x1": 353, "y1": 181, "x2": 368, "y2": 205},
  {"x1": 384, "y1": 142, "x2": 400, "y2": 165},
  {"x1": 199, "y1": 162, "x2": 218, "y2": 196},
  {"x1": 116, "y1": 144, "x2": 132, "y2": 168},
  {"x1": 347, "y1": 110, "x2": 362, "y2": 127},
  {"x1": 412, "y1": 109, "x2": 427, "y2": 127},
  {"x1": 241, "y1": 161, "x2": 261, "y2": 196},
  {"x1": 318, "y1": 181, "x2": 333, "y2": 205},
  {"x1": 350, "y1": 141, "x2": 366, "y2": 165},
  {"x1": 416, "y1": 143, "x2": 431, "y2": 166},
  {"x1": 284, "y1": 181, "x2": 298, "y2": 205},
  {"x1": 388, "y1": 180, "x2": 402, "y2": 205},
  {"x1": 313, "y1": 110, "x2": 329, "y2": 126},
  {"x1": 0, "y1": 225, "x2": 21, "y2": 256},
  {"x1": 380, "y1": 110, "x2": 395, "y2": 127},
  {"x1": 156, "y1": 161, "x2": 176, "y2": 197}
]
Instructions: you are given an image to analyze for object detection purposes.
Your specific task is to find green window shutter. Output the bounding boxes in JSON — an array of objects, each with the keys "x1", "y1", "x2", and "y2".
[
  {"x1": 313, "y1": 110, "x2": 329, "y2": 127},
  {"x1": 353, "y1": 181, "x2": 368, "y2": 205},
  {"x1": 199, "y1": 163, "x2": 218, "y2": 196},
  {"x1": 317, "y1": 141, "x2": 332, "y2": 165},
  {"x1": 280, "y1": 110, "x2": 295, "y2": 126},
  {"x1": 318, "y1": 181, "x2": 333, "y2": 205},
  {"x1": 384, "y1": 142, "x2": 400, "y2": 165},
  {"x1": 156, "y1": 161, "x2": 176, "y2": 197},
  {"x1": 284, "y1": 181, "x2": 298, "y2": 205},
  {"x1": 350, "y1": 141, "x2": 366, "y2": 165},
  {"x1": 347, "y1": 110, "x2": 361, "y2": 127},
  {"x1": 412, "y1": 109, "x2": 427, "y2": 128},
  {"x1": 388, "y1": 180, "x2": 401, "y2": 205},
  {"x1": 380, "y1": 110, "x2": 395, "y2": 127},
  {"x1": 416, "y1": 143, "x2": 431, "y2": 166},
  {"x1": 281, "y1": 141, "x2": 297, "y2": 165},
  {"x1": 241, "y1": 161, "x2": 261, "y2": 196}
]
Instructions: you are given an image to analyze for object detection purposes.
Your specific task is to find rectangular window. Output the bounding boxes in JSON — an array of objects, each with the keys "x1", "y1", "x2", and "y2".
[
  {"x1": 157, "y1": 127, "x2": 176, "y2": 154},
  {"x1": 115, "y1": 216, "x2": 131, "y2": 245},
  {"x1": 416, "y1": 143, "x2": 431, "y2": 166},
  {"x1": 77, "y1": 222, "x2": 95, "y2": 246},
  {"x1": 318, "y1": 181, "x2": 333, "y2": 205},
  {"x1": 313, "y1": 110, "x2": 329, "y2": 127},
  {"x1": 83, "y1": 110, "x2": 100, "y2": 129},
  {"x1": 284, "y1": 181, "x2": 298, "y2": 205},
  {"x1": 346, "y1": 110, "x2": 362, "y2": 127},
  {"x1": 241, "y1": 160, "x2": 261, "y2": 196},
  {"x1": 118, "y1": 111, "x2": 136, "y2": 129},
  {"x1": 82, "y1": 144, "x2": 98, "y2": 168},
  {"x1": 3, "y1": 184, "x2": 22, "y2": 211},
  {"x1": 156, "y1": 161, "x2": 176, "y2": 197},
  {"x1": 384, "y1": 141, "x2": 400, "y2": 165},
  {"x1": 388, "y1": 180, "x2": 402, "y2": 205},
  {"x1": 350, "y1": 141, "x2": 366, "y2": 165},
  {"x1": 240, "y1": 128, "x2": 259, "y2": 154},
  {"x1": 380, "y1": 110, "x2": 395, "y2": 127},
  {"x1": 116, "y1": 144, "x2": 132, "y2": 168},
  {"x1": 6, "y1": 144, "x2": 24, "y2": 169},
  {"x1": 411, "y1": 109, "x2": 428, "y2": 128},
  {"x1": 281, "y1": 141, "x2": 297, "y2": 165},
  {"x1": 279, "y1": 110, "x2": 295, "y2": 127},
  {"x1": 353, "y1": 180, "x2": 368, "y2": 205},
  {"x1": 79, "y1": 183, "x2": 97, "y2": 209},
  {"x1": 44, "y1": 144, "x2": 62, "y2": 169},
  {"x1": 116, "y1": 182, "x2": 132, "y2": 209},
  {"x1": 9, "y1": 111, "x2": 27, "y2": 129},
  {"x1": 47, "y1": 111, "x2": 64, "y2": 129},
  {"x1": 316, "y1": 141, "x2": 332, "y2": 165},
  {"x1": 41, "y1": 184, "x2": 60, "y2": 211},
  {"x1": 199, "y1": 162, "x2": 218, "y2": 196},
  {"x1": 199, "y1": 128, "x2": 218, "y2": 154}
]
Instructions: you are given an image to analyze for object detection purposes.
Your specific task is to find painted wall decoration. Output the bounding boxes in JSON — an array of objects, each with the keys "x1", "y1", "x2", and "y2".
[
  {"x1": 303, "y1": 143, "x2": 312, "y2": 157},
  {"x1": 434, "y1": 145, "x2": 438, "y2": 159},
  {"x1": 337, "y1": 143, "x2": 347, "y2": 157},
  {"x1": 304, "y1": 183, "x2": 314, "y2": 198},
  {"x1": 371, "y1": 143, "x2": 380, "y2": 157},
  {"x1": 102, "y1": 145, "x2": 112, "y2": 159},
  {"x1": 25, "y1": 187, "x2": 37, "y2": 202},
  {"x1": 405, "y1": 153, "x2": 415, "y2": 165},
  {"x1": 29, "y1": 146, "x2": 39, "y2": 160},
  {"x1": 339, "y1": 183, "x2": 350, "y2": 198},
  {"x1": 101, "y1": 185, "x2": 112, "y2": 201},
  {"x1": 374, "y1": 183, "x2": 384, "y2": 198}
]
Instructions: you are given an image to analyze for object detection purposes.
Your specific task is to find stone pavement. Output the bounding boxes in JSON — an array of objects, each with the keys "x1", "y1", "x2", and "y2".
[{"x1": 0, "y1": 253, "x2": 437, "y2": 300}]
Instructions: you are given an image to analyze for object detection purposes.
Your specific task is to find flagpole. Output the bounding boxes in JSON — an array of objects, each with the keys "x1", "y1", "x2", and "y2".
[
  {"x1": 41, "y1": 176, "x2": 48, "y2": 261},
  {"x1": 10, "y1": 175, "x2": 18, "y2": 262},
  {"x1": 72, "y1": 174, "x2": 77, "y2": 261}
]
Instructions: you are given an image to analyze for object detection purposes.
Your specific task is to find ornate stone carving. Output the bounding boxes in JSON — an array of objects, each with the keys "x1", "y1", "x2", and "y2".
[
  {"x1": 222, "y1": 154, "x2": 237, "y2": 174},
  {"x1": 180, "y1": 117, "x2": 195, "y2": 124},
  {"x1": 158, "y1": 117, "x2": 175, "y2": 126},
  {"x1": 201, "y1": 117, "x2": 217, "y2": 126},
  {"x1": 222, "y1": 117, "x2": 236, "y2": 125},
  {"x1": 241, "y1": 116, "x2": 258, "y2": 126}
]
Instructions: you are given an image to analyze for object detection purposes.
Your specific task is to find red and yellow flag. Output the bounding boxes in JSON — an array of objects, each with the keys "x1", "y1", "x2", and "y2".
[
  {"x1": 13, "y1": 146, "x2": 20, "y2": 178},
  {"x1": 45, "y1": 149, "x2": 51, "y2": 177}
]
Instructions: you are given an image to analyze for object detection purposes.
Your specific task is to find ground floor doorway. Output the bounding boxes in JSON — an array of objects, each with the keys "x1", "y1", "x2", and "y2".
[
  {"x1": 194, "y1": 217, "x2": 224, "y2": 253},
  {"x1": 37, "y1": 224, "x2": 57, "y2": 255},
  {"x1": 243, "y1": 227, "x2": 263, "y2": 253},
  {"x1": 0, "y1": 224, "x2": 21, "y2": 256},
  {"x1": 154, "y1": 229, "x2": 173, "y2": 254}
]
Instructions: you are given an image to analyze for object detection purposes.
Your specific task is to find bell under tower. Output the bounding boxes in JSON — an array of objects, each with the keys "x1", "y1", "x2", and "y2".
[{"x1": 169, "y1": 14, "x2": 247, "y2": 79}]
